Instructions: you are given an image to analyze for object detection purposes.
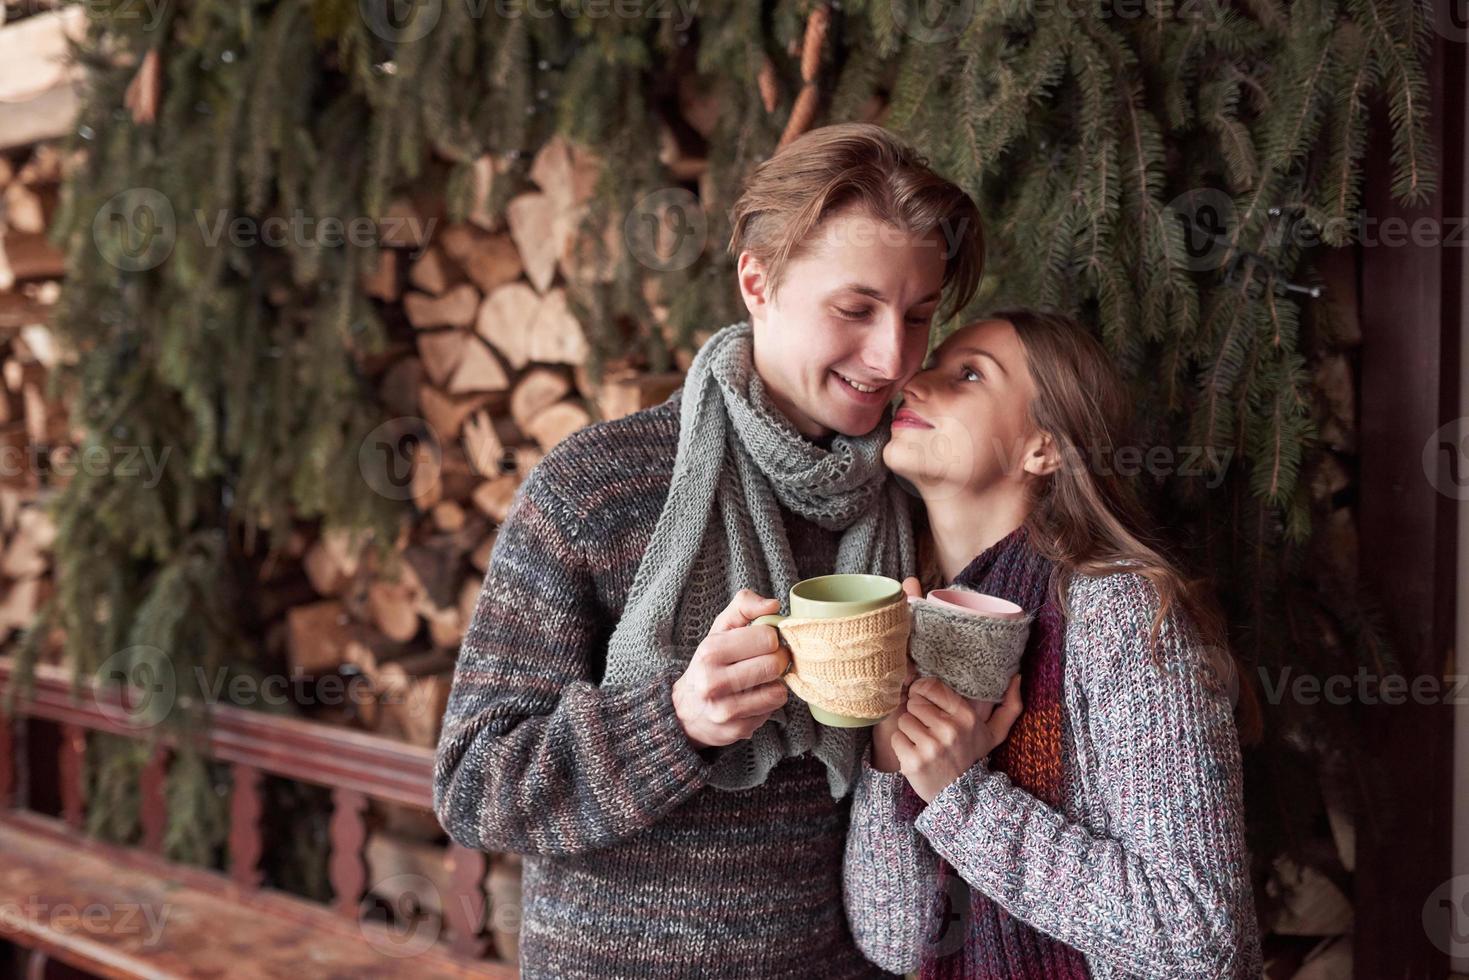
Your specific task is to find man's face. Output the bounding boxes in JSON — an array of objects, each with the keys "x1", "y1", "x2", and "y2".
[{"x1": 738, "y1": 206, "x2": 949, "y2": 439}]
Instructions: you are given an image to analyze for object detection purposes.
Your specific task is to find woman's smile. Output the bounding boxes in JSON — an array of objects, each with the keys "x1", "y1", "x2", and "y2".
[{"x1": 892, "y1": 405, "x2": 934, "y2": 430}]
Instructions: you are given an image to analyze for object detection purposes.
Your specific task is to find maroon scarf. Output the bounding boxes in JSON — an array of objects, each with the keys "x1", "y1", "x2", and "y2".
[{"x1": 915, "y1": 523, "x2": 1091, "y2": 979}]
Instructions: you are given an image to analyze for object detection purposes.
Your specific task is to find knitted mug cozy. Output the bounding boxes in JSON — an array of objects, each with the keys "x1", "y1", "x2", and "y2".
[
  {"x1": 779, "y1": 599, "x2": 911, "y2": 721},
  {"x1": 908, "y1": 598, "x2": 1034, "y2": 701}
]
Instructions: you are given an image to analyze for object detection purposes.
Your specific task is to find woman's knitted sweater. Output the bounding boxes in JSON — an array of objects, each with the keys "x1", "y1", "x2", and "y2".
[
  {"x1": 432, "y1": 395, "x2": 892, "y2": 980},
  {"x1": 842, "y1": 526, "x2": 1262, "y2": 978}
]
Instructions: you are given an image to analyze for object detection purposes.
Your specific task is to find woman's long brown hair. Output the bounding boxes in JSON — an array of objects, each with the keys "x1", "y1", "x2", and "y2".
[{"x1": 916, "y1": 308, "x2": 1262, "y2": 745}]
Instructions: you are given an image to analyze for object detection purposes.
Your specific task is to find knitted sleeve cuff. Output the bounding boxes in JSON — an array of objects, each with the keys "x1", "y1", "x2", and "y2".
[
  {"x1": 603, "y1": 663, "x2": 712, "y2": 806},
  {"x1": 843, "y1": 753, "x2": 941, "y2": 975},
  {"x1": 858, "y1": 759, "x2": 909, "y2": 820},
  {"x1": 913, "y1": 759, "x2": 998, "y2": 840}
]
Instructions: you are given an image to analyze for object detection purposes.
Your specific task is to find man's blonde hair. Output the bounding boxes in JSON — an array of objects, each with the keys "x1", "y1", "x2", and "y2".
[{"x1": 728, "y1": 123, "x2": 985, "y2": 321}]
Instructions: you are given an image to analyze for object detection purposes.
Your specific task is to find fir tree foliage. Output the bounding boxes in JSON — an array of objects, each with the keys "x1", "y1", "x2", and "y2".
[{"x1": 19, "y1": 0, "x2": 1434, "y2": 900}]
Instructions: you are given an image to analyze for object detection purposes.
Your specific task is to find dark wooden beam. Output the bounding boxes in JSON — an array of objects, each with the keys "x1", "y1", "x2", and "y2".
[{"x1": 1353, "y1": 21, "x2": 1464, "y2": 979}]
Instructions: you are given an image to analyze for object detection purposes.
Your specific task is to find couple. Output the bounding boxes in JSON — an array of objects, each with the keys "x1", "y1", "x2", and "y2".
[{"x1": 432, "y1": 122, "x2": 1262, "y2": 978}]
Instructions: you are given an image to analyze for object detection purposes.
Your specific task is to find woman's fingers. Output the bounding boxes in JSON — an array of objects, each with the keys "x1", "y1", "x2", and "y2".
[
  {"x1": 896, "y1": 711, "x2": 932, "y2": 746},
  {"x1": 890, "y1": 728, "x2": 917, "y2": 768},
  {"x1": 909, "y1": 676, "x2": 966, "y2": 717},
  {"x1": 987, "y1": 674, "x2": 1025, "y2": 740},
  {"x1": 901, "y1": 576, "x2": 923, "y2": 600},
  {"x1": 904, "y1": 692, "x2": 956, "y2": 740}
]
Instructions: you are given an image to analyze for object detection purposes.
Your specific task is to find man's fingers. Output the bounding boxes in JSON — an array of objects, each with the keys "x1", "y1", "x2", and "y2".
[
  {"x1": 703, "y1": 623, "x2": 780, "y2": 666},
  {"x1": 712, "y1": 680, "x2": 789, "y2": 722},
  {"x1": 714, "y1": 649, "x2": 790, "y2": 695},
  {"x1": 710, "y1": 590, "x2": 781, "y2": 634}
]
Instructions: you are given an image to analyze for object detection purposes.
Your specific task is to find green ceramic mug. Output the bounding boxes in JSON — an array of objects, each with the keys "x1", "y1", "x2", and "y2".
[{"x1": 754, "y1": 573, "x2": 906, "y2": 728}]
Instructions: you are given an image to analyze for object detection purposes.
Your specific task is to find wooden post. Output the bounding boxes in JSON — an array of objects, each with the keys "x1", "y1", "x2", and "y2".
[
  {"x1": 58, "y1": 722, "x2": 84, "y2": 831},
  {"x1": 329, "y1": 787, "x2": 369, "y2": 919},
  {"x1": 139, "y1": 744, "x2": 170, "y2": 856},
  {"x1": 1353, "y1": 23, "x2": 1463, "y2": 977},
  {"x1": 0, "y1": 707, "x2": 13, "y2": 811},
  {"x1": 445, "y1": 843, "x2": 491, "y2": 959},
  {"x1": 228, "y1": 763, "x2": 265, "y2": 889}
]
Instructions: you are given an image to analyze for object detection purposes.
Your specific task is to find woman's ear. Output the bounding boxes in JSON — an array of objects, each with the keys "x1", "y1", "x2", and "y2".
[
  {"x1": 1022, "y1": 432, "x2": 1063, "y2": 478},
  {"x1": 736, "y1": 251, "x2": 770, "y2": 322}
]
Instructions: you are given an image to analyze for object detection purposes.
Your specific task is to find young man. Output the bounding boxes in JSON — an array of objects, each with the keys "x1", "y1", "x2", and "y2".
[{"x1": 432, "y1": 122, "x2": 984, "y2": 978}]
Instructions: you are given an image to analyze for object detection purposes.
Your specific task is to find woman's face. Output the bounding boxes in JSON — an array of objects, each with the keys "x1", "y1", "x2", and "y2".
[
  {"x1": 738, "y1": 206, "x2": 947, "y2": 439},
  {"x1": 883, "y1": 318, "x2": 1050, "y2": 498}
]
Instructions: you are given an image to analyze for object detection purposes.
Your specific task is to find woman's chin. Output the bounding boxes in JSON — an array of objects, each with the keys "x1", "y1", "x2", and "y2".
[
  {"x1": 883, "y1": 431, "x2": 972, "y2": 499},
  {"x1": 882, "y1": 433, "x2": 928, "y2": 483}
]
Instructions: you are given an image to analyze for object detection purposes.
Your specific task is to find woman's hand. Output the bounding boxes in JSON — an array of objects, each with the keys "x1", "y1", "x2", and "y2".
[
  {"x1": 893, "y1": 673, "x2": 1024, "y2": 803},
  {"x1": 871, "y1": 576, "x2": 923, "y2": 772}
]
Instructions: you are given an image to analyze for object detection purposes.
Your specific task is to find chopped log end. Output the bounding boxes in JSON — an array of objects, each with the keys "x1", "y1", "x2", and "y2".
[{"x1": 523, "y1": 400, "x2": 591, "y2": 453}]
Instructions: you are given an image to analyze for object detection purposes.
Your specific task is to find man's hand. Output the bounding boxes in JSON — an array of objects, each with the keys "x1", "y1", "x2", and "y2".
[
  {"x1": 871, "y1": 576, "x2": 923, "y2": 772},
  {"x1": 673, "y1": 589, "x2": 794, "y2": 750},
  {"x1": 893, "y1": 673, "x2": 1023, "y2": 802}
]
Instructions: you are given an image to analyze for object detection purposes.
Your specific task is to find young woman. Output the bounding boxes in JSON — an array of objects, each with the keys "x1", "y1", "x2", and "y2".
[{"x1": 843, "y1": 309, "x2": 1263, "y2": 978}]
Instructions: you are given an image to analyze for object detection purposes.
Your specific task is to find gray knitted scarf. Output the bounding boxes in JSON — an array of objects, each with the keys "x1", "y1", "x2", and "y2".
[{"x1": 602, "y1": 321, "x2": 916, "y2": 799}]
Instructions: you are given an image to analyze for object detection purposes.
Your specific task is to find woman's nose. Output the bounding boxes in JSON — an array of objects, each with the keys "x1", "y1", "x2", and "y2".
[{"x1": 901, "y1": 366, "x2": 935, "y2": 402}]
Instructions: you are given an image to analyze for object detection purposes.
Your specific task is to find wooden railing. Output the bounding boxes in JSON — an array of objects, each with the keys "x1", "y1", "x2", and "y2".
[{"x1": 0, "y1": 655, "x2": 510, "y2": 971}]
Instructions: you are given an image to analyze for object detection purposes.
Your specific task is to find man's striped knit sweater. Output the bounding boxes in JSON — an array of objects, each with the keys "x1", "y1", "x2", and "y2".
[{"x1": 432, "y1": 392, "x2": 893, "y2": 979}]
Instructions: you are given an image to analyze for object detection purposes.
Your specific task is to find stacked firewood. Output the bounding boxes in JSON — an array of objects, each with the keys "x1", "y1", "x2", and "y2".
[
  {"x1": 281, "y1": 135, "x2": 687, "y2": 937},
  {"x1": 0, "y1": 143, "x2": 70, "y2": 656},
  {"x1": 278, "y1": 135, "x2": 685, "y2": 753}
]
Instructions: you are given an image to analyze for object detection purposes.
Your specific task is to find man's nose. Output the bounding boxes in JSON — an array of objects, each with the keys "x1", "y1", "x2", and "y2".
[{"x1": 862, "y1": 312, "x2": 908, "y2": 380}]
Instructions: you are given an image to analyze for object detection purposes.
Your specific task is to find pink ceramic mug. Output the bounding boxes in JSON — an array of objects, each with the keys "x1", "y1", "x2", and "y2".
[{"x1": 908, "y1": 588, "x2": 1025, "y2": 620}]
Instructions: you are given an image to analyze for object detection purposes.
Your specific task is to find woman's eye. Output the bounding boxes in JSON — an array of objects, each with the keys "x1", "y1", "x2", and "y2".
[
  {"x1": 836, "y1": 307, "x2": 869, "y2": 320},
  {"x1": 961, "y1": 366, "x2": 983, "y2": 382}
]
